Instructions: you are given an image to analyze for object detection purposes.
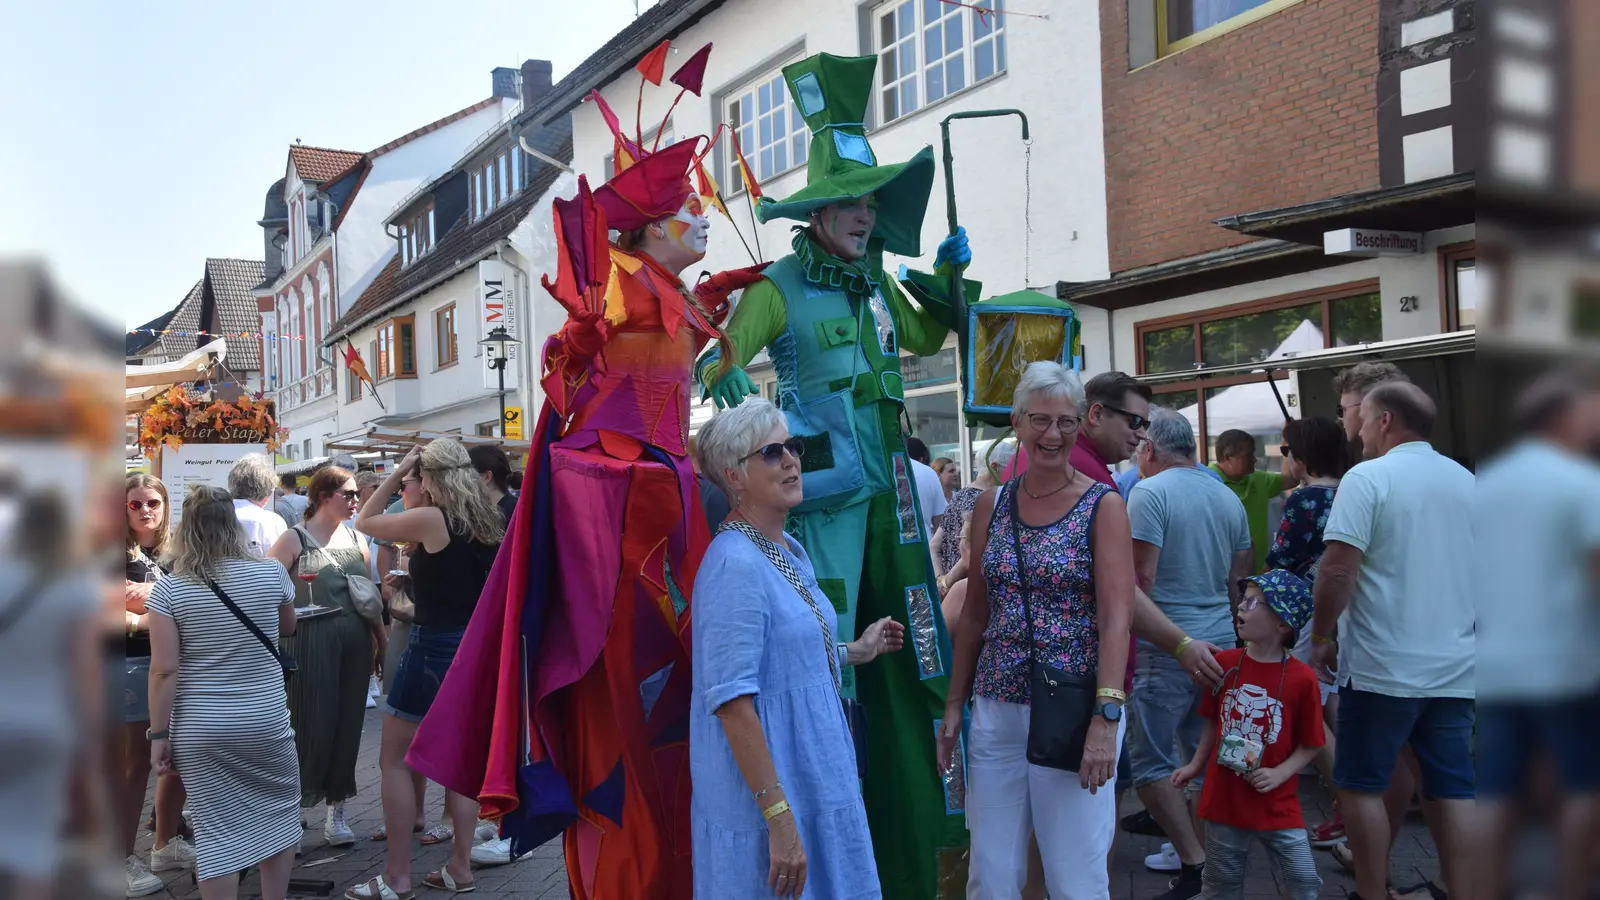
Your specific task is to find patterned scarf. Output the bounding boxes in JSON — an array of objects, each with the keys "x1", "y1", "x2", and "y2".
[{"x1": 791, "y1": 227, "x2": 881, "y2": 297}]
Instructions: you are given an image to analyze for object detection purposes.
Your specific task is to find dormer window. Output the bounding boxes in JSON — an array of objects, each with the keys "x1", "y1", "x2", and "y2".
[
  {"x1": 398, "y1": 202, "x2": 436, "y2": 268},
  {"x1": 469, "y1": 147, "x2": 531, "y2": 222}
]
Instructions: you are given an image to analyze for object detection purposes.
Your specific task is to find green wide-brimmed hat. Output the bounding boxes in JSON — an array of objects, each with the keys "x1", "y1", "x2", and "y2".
[{"x1": 755, "y1": 53, "x2": 935, "y2": 258}]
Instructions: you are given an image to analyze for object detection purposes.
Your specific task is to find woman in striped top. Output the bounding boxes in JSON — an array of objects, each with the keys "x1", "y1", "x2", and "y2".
[{"x1": 145, "y1": 485, "x2": 302, "y2": 900}]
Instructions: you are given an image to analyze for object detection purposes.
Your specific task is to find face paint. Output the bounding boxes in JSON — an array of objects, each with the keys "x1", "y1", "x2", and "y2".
[
  {"x1": 812, "y1": 194, "x2": 877, "y2": 261},
  {"x1": 665, "y1": 195, "x2": 710, "y2": 258}
]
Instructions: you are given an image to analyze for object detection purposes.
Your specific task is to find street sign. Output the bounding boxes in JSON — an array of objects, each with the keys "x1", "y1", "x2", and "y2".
[
  {"x1": 503, "y1": 406, "x2": 523, "y2": 440},
  {"x1": 1323, "y1": 228, "x2": 1424, "y2": 257}
]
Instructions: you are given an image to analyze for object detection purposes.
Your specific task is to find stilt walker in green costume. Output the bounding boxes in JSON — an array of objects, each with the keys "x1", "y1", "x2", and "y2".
[{"x1": 696, "y1": 53, "x2": 978, "y2": 900}]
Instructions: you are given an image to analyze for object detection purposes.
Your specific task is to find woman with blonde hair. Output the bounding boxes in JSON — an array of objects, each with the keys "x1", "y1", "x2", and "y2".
[
  {"x1": 120, "y1": 472, "x2": 193, "y2": 895},
  {"x1": 351, "y1": 439, "x2": 503, "y2": 900},
  {"x1": 268, "y1": 466, "x2": 381, "y2": 847},
  {"x1": 146, "y1": 485, "x2": 301, "y2": 900}
]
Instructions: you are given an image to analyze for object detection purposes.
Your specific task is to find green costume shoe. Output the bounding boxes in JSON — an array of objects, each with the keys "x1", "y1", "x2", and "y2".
[{"x1": 697, "y1": 52, "x2": 977, "y2": 900}]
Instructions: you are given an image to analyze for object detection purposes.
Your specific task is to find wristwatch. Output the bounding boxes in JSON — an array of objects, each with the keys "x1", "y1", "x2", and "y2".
[
  {"x1": 146, "y1": 729, "x2": 169, "y2": 741},
  {"x1": 1095, "y1": 701, "x2": 1122, "y2": 723}
]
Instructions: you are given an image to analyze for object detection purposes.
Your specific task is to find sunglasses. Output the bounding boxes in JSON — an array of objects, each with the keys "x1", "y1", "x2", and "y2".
[
  {"x1": 127, "y1": 499, "x2": 164, "y2": 512},
  {"x1": 742, "y1": 437, "x2": 806, "y2": 466},
  {"x1": 338, "y1": 490, "x2": 361, "y2": 501},
  {"x1": 1100, "y1": 404, "x2": 1151, "y2": 432},
  {"x1": 1280, "y1": 444, "x2": 1293, "y2": 458}
]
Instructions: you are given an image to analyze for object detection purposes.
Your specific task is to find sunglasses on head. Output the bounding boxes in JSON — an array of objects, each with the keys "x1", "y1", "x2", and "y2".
[
  {"x1": 742, "y1": 437, "x2": 806, "y2": 466},
  {"x1": 128, "y1": 499, "x2": 163, "y2": 512}
]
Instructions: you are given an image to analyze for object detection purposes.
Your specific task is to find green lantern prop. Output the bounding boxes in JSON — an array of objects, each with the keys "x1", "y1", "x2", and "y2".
[{"x1": 937, "y1": 110, "x2": 1084, "y2": 427}]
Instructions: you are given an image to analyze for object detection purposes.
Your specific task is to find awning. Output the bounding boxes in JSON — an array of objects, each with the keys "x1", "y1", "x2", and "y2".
[
  {"x1": 1136, "y1": 331, "x2": 1476, "y2": 386},
  {"x1": 1214, "y1": 174, "x2": 1475, "y2": 246},
  {"x1": 322, "y1": 425, "x2": 532, "y2": 458},
  {"x1": 125, "y1": 338, "x2": 227, "y2": 412}
]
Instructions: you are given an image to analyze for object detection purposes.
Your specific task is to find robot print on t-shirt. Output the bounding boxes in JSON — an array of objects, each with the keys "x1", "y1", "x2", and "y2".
[{"x1": 1222, "y1": 682, "x2": 1283, "y2": 746}]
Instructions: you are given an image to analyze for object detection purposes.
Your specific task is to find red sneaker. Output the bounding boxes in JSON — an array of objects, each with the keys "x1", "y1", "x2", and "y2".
[{"x1": 1310, "y1": 812, "x2": 1347, "y2": 847}]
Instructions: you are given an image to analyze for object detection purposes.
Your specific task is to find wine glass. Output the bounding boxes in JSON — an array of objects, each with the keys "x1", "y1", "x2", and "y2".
[{"x1": 297, "y1": 547, "x2": 324, "y2": 588}]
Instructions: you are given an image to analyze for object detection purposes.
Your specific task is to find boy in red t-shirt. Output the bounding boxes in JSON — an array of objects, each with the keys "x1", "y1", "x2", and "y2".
[{"x1": 1173, "y1": 570, "x2": 1324, "y2": 900}]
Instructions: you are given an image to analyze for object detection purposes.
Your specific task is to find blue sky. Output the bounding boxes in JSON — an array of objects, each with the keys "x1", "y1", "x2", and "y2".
[{"x1": 0, "y1": 0, "x2": 641, "y2": 331}]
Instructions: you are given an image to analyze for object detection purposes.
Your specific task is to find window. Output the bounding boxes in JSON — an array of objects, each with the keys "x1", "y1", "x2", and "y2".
[
  {"x1": 1156, "y1": 0, "x2": 1306, "y2": 57},
  {"x1": 1136, "y1": 282, "x2": 1382, "y2": 464},
  {"x1": 475, "y1": 421, "x2": 499, "y2": 437},
  {"x1": 346, "y1": 362, "x2": 362, "y2": 402},
  {"x1": 498, "y1": 155, "x2": 509, "y2": 201},
  {"x1": 1439, "y1": 242, "x2": 1477, "y2": 331},
  {"x1": 511, "y1": 149, "x2": 522, "y2": 193},
  {"x1": 398, "y1": 203, "x2": 435, "y2": 267},
  {"x1": 724, "y1": 66, "x2": 808, "y2": 193},
  {"x1": 435, "y1": 304, "x2": 458, "y2": 367},
  {"x1": 604, "y1": 126, "x2": 673, "y2": 181},
  {"x1": 875, "y1": 0, "x2": 1006, "y2": 124},
  {"x1": 472, "y1": 170, "x2": 485, "y2": 220},
  {"x1": 375, "y1": 315, "x2": 417, "y2": 379}
]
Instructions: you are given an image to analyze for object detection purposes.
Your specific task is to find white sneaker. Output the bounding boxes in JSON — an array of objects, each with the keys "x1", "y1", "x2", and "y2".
[
  {"x1": 325, "y1": 802, "x2": 357, "y2": 847},
  {"x1": 125, "y1": 854, "x2": 164, "y2": 897},
  {"x1": 470, "y1": 837, "x2": 525, "y2": 867},
  {"x1": 474, "y1": 819, "x2": 499, "y2": 843},
  {"x1": 149, "y1": 835, "x2": 196, "y2": 872},
  {"x1": 1144, "y1": 841, "x2": 1180, "y2": 872}
]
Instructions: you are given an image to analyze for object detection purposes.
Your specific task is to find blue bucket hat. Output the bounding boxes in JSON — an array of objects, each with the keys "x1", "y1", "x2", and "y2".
[{"x1": 1239, "y1": 569, "x2": 1313, "y2": 634}]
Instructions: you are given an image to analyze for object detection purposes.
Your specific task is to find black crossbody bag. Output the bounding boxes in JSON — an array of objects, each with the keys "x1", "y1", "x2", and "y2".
[
  {"x1": 1011, "y1": 483, "x2": 1098, "y2": 772},
  {"x1": 205, "y1": 577, "x2": 296, "y2": 685}
]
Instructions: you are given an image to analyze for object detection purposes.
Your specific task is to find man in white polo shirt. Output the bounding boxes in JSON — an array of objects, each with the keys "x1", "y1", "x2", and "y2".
[
  {"x1": 228, "y1": 453, "x2": 287, "y2": 558},
  {"x1": 1308, "y1": 382, "x2": 1473, "y2": 900}
]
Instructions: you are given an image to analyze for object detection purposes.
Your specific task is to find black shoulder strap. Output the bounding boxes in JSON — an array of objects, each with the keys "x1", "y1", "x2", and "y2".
[{"x1": 204, "y1": 575, "x2": 285, "y2": 666}]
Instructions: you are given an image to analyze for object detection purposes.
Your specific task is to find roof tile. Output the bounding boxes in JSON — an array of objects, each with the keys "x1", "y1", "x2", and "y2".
[
  {"x1": 206, "y1": 258, "x2": 266, "y2": 371},
  {"x1": 289, "y1": 145, "x2": 365, "y2": 182}
]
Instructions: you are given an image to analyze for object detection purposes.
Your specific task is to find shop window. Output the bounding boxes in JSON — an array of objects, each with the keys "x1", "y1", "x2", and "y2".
[
  {"x1": 1135, "y1": 281, "x2": 1378, "y2": 463},
  {"x1": 902, "y1": 347, "x2": 959, "y2": 389},
  {"x1": 1156, "y1": 0, "x2": 1307, "y2": 58},
  {"x1": 1440, "y1": 243, "x2": 1477, "y2": 331}
]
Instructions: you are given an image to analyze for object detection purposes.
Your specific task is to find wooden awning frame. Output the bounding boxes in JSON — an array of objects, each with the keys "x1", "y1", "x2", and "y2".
[{"x1": 323, "y1": 425, "x2": 532, "y2": 458}]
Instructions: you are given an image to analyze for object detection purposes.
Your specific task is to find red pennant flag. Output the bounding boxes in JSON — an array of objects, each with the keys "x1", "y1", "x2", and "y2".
[
  {"x1": 635, "y1": 39, "x2": 671, "y2": 85},
  {"x1": 669, "y1": 42, "x2": 713, "y2": 96},
  {"x1": 730, "y1": 130, "x2": 764, "y2": 200}
]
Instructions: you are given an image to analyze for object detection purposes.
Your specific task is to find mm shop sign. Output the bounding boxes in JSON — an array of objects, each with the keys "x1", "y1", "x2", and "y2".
[
  {"x1": 478, "y1": 258, "x2": 520, "y2": 391},
  {"x1": 1324, "y1": 229, "x2": 1424, "y2": 257}
]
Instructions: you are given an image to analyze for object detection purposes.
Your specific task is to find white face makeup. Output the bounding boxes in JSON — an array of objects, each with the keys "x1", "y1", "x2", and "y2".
[{"x1": 666, "y1": 195, "x2": 711, "y2": 258}]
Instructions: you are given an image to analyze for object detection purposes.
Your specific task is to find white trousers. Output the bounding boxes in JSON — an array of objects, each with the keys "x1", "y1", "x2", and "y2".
[{"x1": 966, "y1": 696, "x2": 1126, "y2": 900}]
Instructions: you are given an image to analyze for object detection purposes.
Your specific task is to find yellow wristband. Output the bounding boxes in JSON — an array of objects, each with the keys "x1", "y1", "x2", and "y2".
[
  {"x1": 1311, "y1": 633, "x2": 1334, "y2": 645},
  {"x1": 762, "y1": 800, "x2": 791, "y2": 821},
  {"x1": 1171, "y1": 636, "x2": 1193, "y2": 659},
  {"x1": 1096, "y1": 688, "x2": 1127, "y2": 702}
]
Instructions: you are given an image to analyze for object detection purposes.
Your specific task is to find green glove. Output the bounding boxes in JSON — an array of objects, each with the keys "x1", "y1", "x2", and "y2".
[{"x1": 709, "y1": 365, "x2": 759, "y2": 409}]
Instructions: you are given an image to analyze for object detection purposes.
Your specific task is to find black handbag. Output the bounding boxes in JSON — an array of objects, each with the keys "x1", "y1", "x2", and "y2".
[
  {"x1": 206, "y1": 577, "x2": 297, "y2": 685},
  {"x1": 1010, "y1": 483, "x2": 1097, "y2": 772}
]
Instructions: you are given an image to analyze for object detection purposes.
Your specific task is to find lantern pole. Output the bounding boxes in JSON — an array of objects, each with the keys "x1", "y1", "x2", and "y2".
[{"x1": 938, "y1": 109, "x2": 1030, "y2": 349}]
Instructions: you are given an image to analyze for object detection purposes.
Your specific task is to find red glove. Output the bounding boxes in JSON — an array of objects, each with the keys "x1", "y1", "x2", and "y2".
[
  {"x1": 693, "y1": 263, "x2": 771, "y2": 321},
  {"x1": 558, "y1": 312, "x2": 610, "y2": 362}
]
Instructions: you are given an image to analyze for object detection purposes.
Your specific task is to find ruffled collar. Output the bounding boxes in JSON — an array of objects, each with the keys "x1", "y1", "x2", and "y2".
[{"x1": 792, "y1": 228, "x2": 881, "y2": 295}]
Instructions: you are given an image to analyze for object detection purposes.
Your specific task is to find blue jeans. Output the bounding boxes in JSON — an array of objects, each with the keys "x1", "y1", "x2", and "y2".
[
  {"x1": 1334, "y1": 688, "x2": 1475, "y2": 799},
  {"x1": 384, "y1": 626, "x2": 466, "y2": 723},
  {"x1": 1128, "y1": 644, "x2": 1207, "y2": 789},
  {"x1": 1477, "y1": 692, "x2": 1600, "y2": 797},
  {"x1": 1202, "y1": 821, "x2": 1321, "y2": 900}
]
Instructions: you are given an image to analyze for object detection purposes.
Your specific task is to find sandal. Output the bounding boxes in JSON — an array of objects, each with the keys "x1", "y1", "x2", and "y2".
[
  {"x1": 344, "y1": 875, "x2": 416, "y2": 900},
  {"x1": 424, "y1": 867, "x2": 475, "y2": 894},
  {"x1": 369, "y1": 823, "x2": 425, "y2": 842},
  {"x1": 417, "y1": 823, "x2": 454, "y2": 845},
  {"x1": 1391, "y1": 882, "x2": 1448, "y2": 900},
  {"x1": 1330, "y1": 843, "x2": 1356, "y2": 874}
]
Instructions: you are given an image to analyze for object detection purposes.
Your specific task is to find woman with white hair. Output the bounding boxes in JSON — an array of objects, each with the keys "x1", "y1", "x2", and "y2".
[
  {"x1": 146, "y1": 485, "x2": 301, "y2": 900},
  {"x1": 691, "y1": 398, "x2": 906, "y2": 899},
  {"x1": 351, "y1": 439, "x2": 504, "y2": 900},
  {"x1": 936, "y1": 361, "x2": 1135, "y2": 899}
]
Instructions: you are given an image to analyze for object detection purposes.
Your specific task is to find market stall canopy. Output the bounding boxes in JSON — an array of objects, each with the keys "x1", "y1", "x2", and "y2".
[
  {"x1": 125, "y1": 338, "x2": 227, "y2": 411},
  {"x1": 322, "y1": 426, "x2": 532, "y2": 459}
]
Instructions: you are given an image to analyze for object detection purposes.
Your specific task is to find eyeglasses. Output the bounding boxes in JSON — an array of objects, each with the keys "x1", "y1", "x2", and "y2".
[
  {"x1": 127, "y1": 499, "x2": 163, "y2": 512},
  {"x1": 1279, "y1": 444, "x2": 1293, "y2": 458},
  {"x1": 1335, "y1": 405, "x2": 1346, "y2": 418},
  {"x1": 1239, "y1": 594, "x2": 1264, "y2": 611},
  {"x1": 1025, "y1": 414, "x2": 1082, "y2": 434},
  {"x1": 742, "y1": 437, "x2": 807, "y2": 466},
  {"x1": 1099, "y1": 404, "x2": 1150, "y2": 432},
  {"x1": 339, "y1": 490, "x2": 361, "y2": 501}
]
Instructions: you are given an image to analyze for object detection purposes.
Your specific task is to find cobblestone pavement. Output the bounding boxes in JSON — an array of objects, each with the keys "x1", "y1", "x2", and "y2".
[{"x1": 98, "y1": 707, "x2": 1436, "y2": 899}]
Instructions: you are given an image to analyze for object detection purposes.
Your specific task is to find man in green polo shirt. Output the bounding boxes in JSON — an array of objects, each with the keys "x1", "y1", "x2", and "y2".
[{"x1": 1209, "y1": 429, "x2": 1298, "y2": 572}]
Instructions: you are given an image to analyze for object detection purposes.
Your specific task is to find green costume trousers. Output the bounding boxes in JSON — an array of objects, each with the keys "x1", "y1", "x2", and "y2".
[{"x1": 790, "y1": 450, "x2": 970, "y2": 899}]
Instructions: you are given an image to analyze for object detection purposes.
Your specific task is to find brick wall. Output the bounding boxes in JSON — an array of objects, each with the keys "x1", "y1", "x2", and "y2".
[{"x1": 1102, "y1": 0, "x2": 1382, "y2": 273}]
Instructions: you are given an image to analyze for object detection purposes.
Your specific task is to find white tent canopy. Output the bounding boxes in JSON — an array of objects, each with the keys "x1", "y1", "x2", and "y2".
[{"x1": 1176, "y1": 318, "x2": 1322, "y2": 435}]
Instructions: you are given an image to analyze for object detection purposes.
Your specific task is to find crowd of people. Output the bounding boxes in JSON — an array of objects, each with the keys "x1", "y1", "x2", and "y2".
[{"x1": 113, "y1": 439, "x2": 524, "y2": 900}]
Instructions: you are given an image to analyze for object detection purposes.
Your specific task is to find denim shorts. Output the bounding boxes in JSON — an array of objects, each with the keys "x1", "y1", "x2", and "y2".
[
  {"x1": 1127, "y1": 646, "x2": 1207, "y2": 789},
  {"x1": 384, "y1": 626, "x2": 466, "y2": 723},
  {"x1": 1333, "y1": 688, "x2": 1474, "y2": 799},
  {"x1": 123, "y1": 656, "x2": 151, "y2": 724},
  {"x1": 1477, "y1": 691, "x2": 1600, "y2": 798}
]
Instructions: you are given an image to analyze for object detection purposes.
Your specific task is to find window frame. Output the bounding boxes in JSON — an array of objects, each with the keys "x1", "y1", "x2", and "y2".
[
  {"x1": 1438, "y1": 241, "x2": 1476, "y2": 333},
  {"x1": 1134, "y1": 279, "x2": 1382, "y2": 463},
  {"x1": 435, "y1": 303, "x2": 459, "y2": 369},
  {"x1": 345, "y1": 360, "x2": 362, "y2": 403},
  {"x1": 374, "y1": 315, "x2": 418, "y2": 381},
  {"x1": 1155, "y1": 0, "x2": 1308, "y2": 59},
  {"x1": 872, "y1": 0, "x2": 1008, "y2": 127},
  {"x1": 720, "y1": 58, "x2": 810, "y2": 198}
]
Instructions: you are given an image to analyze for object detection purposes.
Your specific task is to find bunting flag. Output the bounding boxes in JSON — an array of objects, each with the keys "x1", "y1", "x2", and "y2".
[
  {"x1": 729, "y1": 130, "x2": 764, "y2": 201},
  {"x1": 128, "y1": 327, "x2": 319, "y2": 341},
  {"x1": 635, "y1": 39, "x2": 672, "y2": 85},
  {"x1": 692, "y1": 153, "x2": 731, "y2": 220}
]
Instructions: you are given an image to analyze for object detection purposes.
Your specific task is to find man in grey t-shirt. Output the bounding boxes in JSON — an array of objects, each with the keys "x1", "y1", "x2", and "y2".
[{"x1": 1122, "y1": 408, "x2": 1254, "y2": 899}]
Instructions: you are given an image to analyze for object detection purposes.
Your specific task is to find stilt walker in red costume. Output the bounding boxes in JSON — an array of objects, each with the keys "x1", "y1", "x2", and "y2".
[{"x1": 405, "y1": 41, "x2": 766, "y2": 900}]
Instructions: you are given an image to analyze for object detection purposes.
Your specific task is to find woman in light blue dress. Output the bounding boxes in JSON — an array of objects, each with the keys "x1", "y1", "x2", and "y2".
[{"x1": 691, "y1": 398, "x2": 905, "y2": 899}]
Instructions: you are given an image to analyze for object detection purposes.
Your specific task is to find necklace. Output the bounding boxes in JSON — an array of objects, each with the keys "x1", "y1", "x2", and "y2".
[{"x1": 1021, "y1": 468, "x2": 1076, "y2": 500}]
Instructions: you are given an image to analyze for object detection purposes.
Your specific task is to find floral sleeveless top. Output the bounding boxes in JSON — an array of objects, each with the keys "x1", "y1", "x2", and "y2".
[{"x1": 973, "y1": 480, "x2": 1110, "y2": 705}]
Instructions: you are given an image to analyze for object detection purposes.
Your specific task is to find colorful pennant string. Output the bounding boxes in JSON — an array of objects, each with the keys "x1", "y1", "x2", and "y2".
[{"x1": 127, "y1": 327, "x2": 320, "y2": 341}]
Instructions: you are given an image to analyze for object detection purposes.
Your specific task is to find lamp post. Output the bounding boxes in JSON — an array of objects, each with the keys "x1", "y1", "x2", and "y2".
[{"x1": 479, "y1": 326, "x2": 521, "y2": 437}]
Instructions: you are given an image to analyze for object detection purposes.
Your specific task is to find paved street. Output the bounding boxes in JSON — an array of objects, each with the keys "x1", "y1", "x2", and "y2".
[{"x1": 105, "y1": 707, "x2": 1437, "y2": 899}]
